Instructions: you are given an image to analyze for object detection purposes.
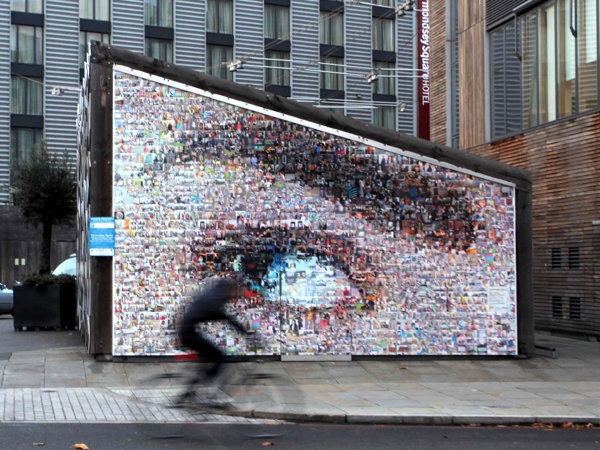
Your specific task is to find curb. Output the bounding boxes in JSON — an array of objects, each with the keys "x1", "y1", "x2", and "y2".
[{"x1": 248, "y1": 410, "x2": 600, "y2": 427}]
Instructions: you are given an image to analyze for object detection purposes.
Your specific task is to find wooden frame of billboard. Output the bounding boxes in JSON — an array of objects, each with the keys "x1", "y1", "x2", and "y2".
[{"x1": 78, "y1": 42, "x2": 534, "y2": 358}]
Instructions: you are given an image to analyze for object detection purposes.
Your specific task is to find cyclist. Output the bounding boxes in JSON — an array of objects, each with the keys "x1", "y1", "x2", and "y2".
[{"x1": 176, "y1": 275, "x2": 250, "y2": 406}]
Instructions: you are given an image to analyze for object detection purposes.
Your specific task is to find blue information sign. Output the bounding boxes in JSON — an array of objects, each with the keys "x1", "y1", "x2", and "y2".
[{"x1": 89, "y1": 217, "x2": 115, "y2": 256}]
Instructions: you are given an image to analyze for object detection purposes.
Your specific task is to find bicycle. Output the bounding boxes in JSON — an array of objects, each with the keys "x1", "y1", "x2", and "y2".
[{"x1": 129, "y1": 335, "x2": 304, "y2": 439}]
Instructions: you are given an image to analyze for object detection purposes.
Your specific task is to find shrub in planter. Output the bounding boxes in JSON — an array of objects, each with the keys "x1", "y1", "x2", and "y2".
[{"x1": 13, "y1": 274, "x2": 77, "y2": 330}]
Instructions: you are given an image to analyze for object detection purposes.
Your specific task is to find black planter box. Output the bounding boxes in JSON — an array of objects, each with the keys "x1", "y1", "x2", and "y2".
[{"x1": 13, "y1": 284, "x2": 77, "y2": 329}]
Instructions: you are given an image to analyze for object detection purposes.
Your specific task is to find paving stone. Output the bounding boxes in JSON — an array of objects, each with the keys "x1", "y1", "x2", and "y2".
[
  {"x1": 9, "y1": 350, "x2": 46, "y2": 359},
  {"x1": 45, "y1": 351, "x2": 85, "y2": 361},
  {"x1": 440, "y1": 406, "x2": 493, "y2": 415},
  {"x1": 292, "y1": 377, "x2": 340, "y2": 385},
  {"x1": 355, "y1": 390, "x2": 405, "y2": 401},
  {"x1": 405, "y1": 365, "x2": 448, "y2": 375},
  {"x1": 375, "y1": 398, "x2": 426, "y2": 408},
  {"x1": 295, "y1": 384, "x2": 345, "y2": 394},
  {"x1": 3, "y1": 366, "x2": 45, "y2": 386},
  {"x1": 4, "y1": 362, "x2": 45, "y2": 372}
]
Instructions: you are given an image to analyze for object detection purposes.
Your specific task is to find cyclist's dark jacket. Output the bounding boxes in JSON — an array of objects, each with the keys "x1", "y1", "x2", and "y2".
[{"x1": 181, "y1": 280, "x2": 245, "y2": 334}]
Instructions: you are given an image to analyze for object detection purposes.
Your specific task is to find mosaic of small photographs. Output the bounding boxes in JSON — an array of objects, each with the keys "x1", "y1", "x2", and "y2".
[{"x1": 112, "y1": 71, "x2": 518, "y2": 357}]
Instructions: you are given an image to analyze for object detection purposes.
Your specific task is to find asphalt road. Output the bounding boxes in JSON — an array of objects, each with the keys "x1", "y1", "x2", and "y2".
[
  {"x1": 0, "y1": 316, "x2": 82, "y2": 356},
  {"x1": 1, "y1": 423, "x2": 599, "y2": 450}
]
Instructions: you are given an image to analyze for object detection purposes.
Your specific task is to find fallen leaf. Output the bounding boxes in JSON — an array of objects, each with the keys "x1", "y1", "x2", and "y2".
[
  {"x1": 32, "y1": 444, "x2": 45, "y2": 447},
  {"x1": 261, "y1": 442, "x2": 275, "y2": 447},
  {"x1": 399, "y1": 366, "x2": 408, "y2": 370},
  {"x1": 443, "y1": 435, "x2": 448, "y2": 439},
  {"x1": 563, "y1": 422, "x2": 574, "y2": 428},
  {"x1": 531, "y1": 422, "x2": 554, "y2": 431},
  {"x1": 72, "y1": 445, "x2": 89, "y2": 450}
]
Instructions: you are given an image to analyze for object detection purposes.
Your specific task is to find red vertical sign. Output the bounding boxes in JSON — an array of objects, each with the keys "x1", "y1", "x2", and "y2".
[{"x1": 417, "y1": 0, "x2": 431, "y2": 140}]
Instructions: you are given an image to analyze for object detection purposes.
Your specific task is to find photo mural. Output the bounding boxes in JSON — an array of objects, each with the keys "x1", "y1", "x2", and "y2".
[{"x1": 112, "y1": 71, "x2": 517, "y2": 357}]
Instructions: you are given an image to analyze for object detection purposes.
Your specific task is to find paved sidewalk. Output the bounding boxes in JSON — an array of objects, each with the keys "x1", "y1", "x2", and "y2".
[
  {"x1": 0, "y1": 332, "x2": 599, "y2": 425},
  {"x1": 0, "y1": 387, "x2": 263, "y2": 424}
]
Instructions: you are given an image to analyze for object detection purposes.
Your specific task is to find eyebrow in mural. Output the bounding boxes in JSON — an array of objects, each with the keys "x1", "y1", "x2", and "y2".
[
  {"x1": 213, "y1": 138, "x2": 479, "y2": 282},
  {"x1": 112, "y1": 72, "x2": 517, "y2": 357}
]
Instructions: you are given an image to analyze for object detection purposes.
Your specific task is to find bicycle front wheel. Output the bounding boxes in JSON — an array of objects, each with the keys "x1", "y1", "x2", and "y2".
[
  {"x1": 220, "y1": 361, "x2": 306, "y2": 422},
  {"x1": 129, "y1": 370, "x2": 224, "y2": 439}
]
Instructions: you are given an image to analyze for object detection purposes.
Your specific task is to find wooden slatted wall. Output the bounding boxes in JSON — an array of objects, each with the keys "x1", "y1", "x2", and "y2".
[
  {"x1": 458, "y1": 0, "x2": 487, "y2": 149},
  {"x1": 430, "y1": 0, "x2": 448, "y2": 147},
  {"x1": 469, "y1": 113, "x2": 600, "y2": 337}
]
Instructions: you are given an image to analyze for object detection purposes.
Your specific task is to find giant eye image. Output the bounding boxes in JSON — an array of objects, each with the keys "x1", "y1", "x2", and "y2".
[{"x1": 112, "y1": 72, "x2": 518, "y2": 357}]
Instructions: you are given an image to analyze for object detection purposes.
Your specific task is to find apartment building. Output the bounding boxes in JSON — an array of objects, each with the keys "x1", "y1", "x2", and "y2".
[{"x1": 0, "y1": 0, "x2": 420, "y2": 206}]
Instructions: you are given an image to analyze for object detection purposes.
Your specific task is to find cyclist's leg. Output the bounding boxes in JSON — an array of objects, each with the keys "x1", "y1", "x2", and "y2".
[
  {"x1": 178, "y1": 324, "x2": 224, "y2": 394},
  {"x1": 193, "y1": 333, "x2": 224, "y2": 381}
]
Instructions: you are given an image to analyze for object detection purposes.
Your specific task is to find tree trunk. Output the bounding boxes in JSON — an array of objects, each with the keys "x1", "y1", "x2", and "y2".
[{"x1": 40, "y1": 221, "x2": 52, "y2": 274}]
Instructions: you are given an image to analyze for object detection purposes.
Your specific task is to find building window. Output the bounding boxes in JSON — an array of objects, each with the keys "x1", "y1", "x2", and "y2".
[
  {"x1": 373, "y1": 106, "x2": 396, "y2": 129},
  {"x1": 320, "y1": 11, "x2": 343, "y2": 46},
  {"x1": 207, "y1": 45, "x2": 233, "y2": 81},
  {"x1": 145, "y1": 38, "x2": 173, "y2": 63},
  {"x1": 539, "y1": 2, "x2": 558, "y2": 123},
  {"x1": 265, "y1": 51, "x2": 290, "y2": 87},
  {"x1": 373, "y1": 19, "x2": 395, "y2": 51},
  {"x1": 11, "y1": 25, "x2": 43, "y2": 65},
  {"x1": 207, "y1": 0, "x2": 233, "y2": 35},
  {"x1": 11, "y1": 0, "x2": 43, "y2": 13},
  {"x1": 264, "y1": 4, "x2": 289, "y2": 40},
  {"x1": 552, "y1": 296, "x2": 562, "y2": 318},
  {"x1": 11, "y1": 76, "x2": 43, "y2": 115},
  {"x1": 448, "y1": 0, "x2": 460, "y2": 147},
  {"x1": 569, "y1": 297, "x2": 581, "y2": 320},
  {"x1": 145, "y1": 0, "x2": 173, "y2": 28},
  {"x1": 491, "y1": 0, "x2": 598, "y2": 132},
  {"x1": 568, "y1": 247, "x2": 580, "y2": 269},
  {"x1": 578, "y1": 0, "x2": 598, "y2": 112},
  {"x1": 320, "y1": 56, "x2": 344, "y2": 91},
  {"x1": 80, "y1": 0, "x2": 111, "y2": 21},
  {"x1": 521, "y1": 12, "x2": 539, "y2": 129},
  {"x1": 11, "y1": 127, "x2": 42, "y2": 171},
  {"x1": 557, "y1": 0, "x2": 577, "y2": 118},
  {"x1": 373, "y1": 61, "x2": 395, "y2": 96},
  {"x1": 551, "y1": 248, "x2": 561, "y2": 269},
  {"x1": 493, "y1": 0, "x2": 600, "y2": 136},
  {"x1": 490, "y1": 21, "x2": 522, "y2": 140},
  {"x1": 80, "y1": 32, "x2": 110, "y2": 67},
  {"x1": 373, "y1": 0, "x2": 394, "y2": 6}
]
